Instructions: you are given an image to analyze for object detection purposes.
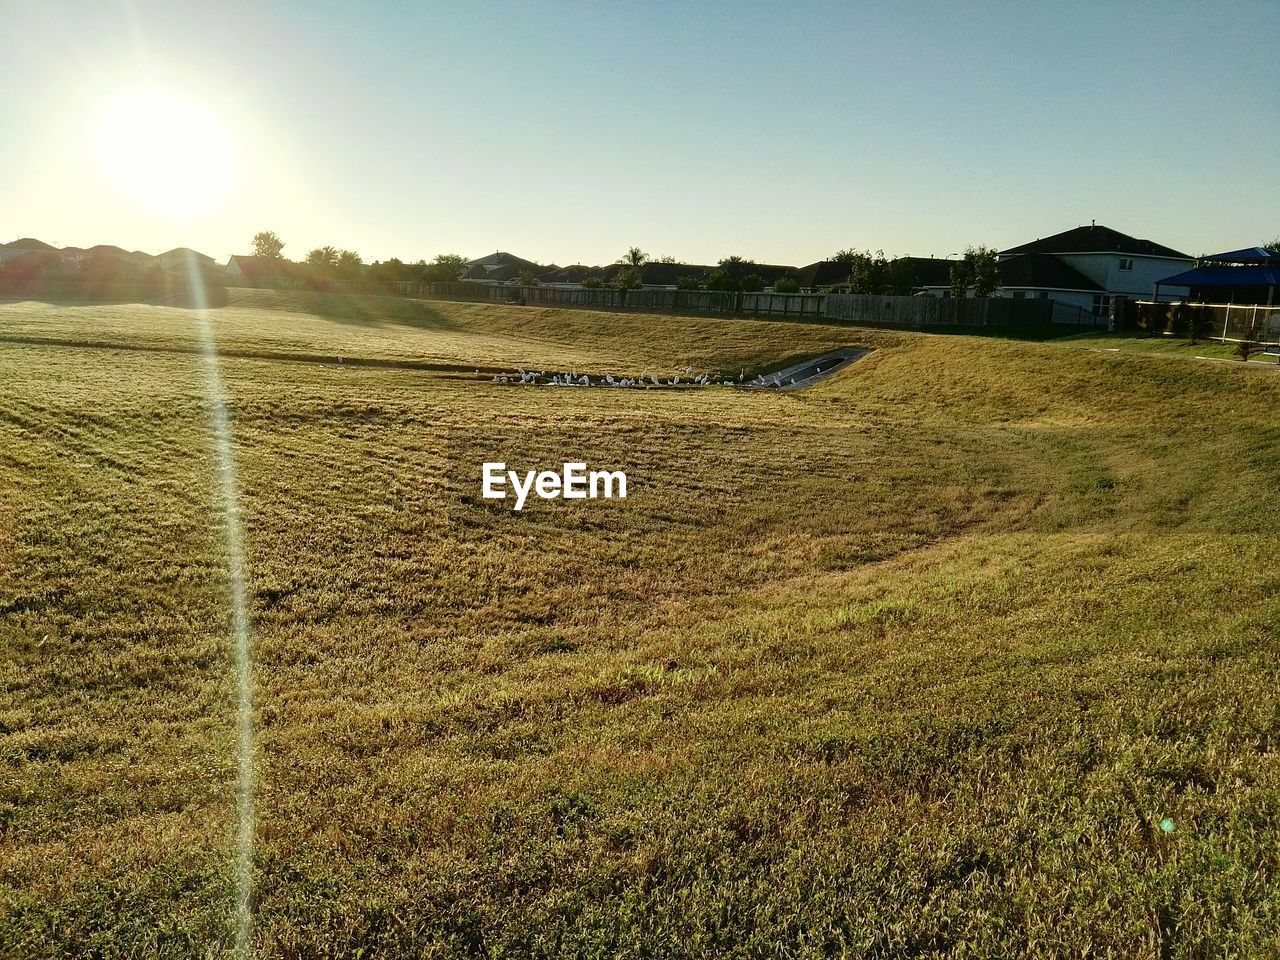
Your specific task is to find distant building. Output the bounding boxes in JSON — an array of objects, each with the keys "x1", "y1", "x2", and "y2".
[
  {"x1": 225, "y1": 255, "x2": 293, "y2": 286},
  {"x1": 800, "y1": 256, "x2": 952, "y2": 295},
  {"x1": 460, "y1": 251, "x2": 542, "y2": 283},
  {"x1": 994, "y1": 254, "x2": 1105, "y2": 310},
  {"x1": 540, "y1": 264, "x2": 602, "y2": 287},
  {"x1": 997, "y1": 223, "x2": 1192, "y2": 316},
  {"x1": 83, "y1": 244, "x2": 155, "y2": 266},
  {"x1": 795, "y1": 260, "x2": 853, "y2": 292},
  {"x1": 896, "y1": 257, "x2": 955, "y2": 296},
  {"x1": 540, "y1": 259, "x2": 801, "y2": 291},
  {"x1": 0, "y1": 238, "x2": 58, "y2": 264},
  {"x1": 157, "y1": 247, "x2": 217, "y2": 271}
]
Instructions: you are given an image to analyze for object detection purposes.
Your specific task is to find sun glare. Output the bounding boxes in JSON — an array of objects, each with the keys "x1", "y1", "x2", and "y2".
[{"x1": 97, "y1": 86, "x2": 234, "y2": 216}]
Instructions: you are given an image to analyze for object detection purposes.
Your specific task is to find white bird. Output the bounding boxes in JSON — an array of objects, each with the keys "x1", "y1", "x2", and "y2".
[
  {"x1": 581, "y1": 375, "x2": 589, "y2": 386},
  {"x1": 650, "y1": 374, "x2": 659, "y2": 385},
  {"x1": 738, "y1": 369, "x2": 744, "y2": 382}
]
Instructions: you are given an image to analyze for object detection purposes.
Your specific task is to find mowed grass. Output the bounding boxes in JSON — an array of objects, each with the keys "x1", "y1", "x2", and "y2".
[
  {"x1": 1053, "y1": 329, "x2": 1280, "y2": 365},
  {"x1": 1, "y1": 294, "x2": 1279, "y2": 958}
]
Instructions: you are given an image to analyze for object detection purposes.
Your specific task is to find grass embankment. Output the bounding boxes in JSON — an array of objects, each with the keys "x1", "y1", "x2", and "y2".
[
  {"x1": 1, "y1": 297, "x2": 1279, "y2": 957},
  {"x1": 1054, "y1": 329, "x2": 1280, "y2": 365}
]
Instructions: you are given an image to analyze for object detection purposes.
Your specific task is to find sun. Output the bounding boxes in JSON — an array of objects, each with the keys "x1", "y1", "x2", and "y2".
[{"x1": 97, "y1": 86, "x2": 234, "y2": 217}]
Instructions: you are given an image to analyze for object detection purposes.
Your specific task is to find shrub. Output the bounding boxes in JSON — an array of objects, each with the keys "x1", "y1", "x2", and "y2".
[{"x1": 1236, "y1": 317, "x2": 1263, "y2": 361}]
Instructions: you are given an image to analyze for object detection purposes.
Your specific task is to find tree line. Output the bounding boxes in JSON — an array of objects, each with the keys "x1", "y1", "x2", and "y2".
[
  {"x1": 250, "y1": 231, "x2": 469, "y2": 284},
  {"x1": 250, "y1": 231, "x2": 1002, "y2": 296}
]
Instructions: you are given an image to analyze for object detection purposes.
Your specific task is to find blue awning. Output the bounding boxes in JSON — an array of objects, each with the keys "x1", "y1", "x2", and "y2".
[
  {"x1": 1156, "y1": 265, "x2": 1280, "y2": 287},
  {"x1": 1199, "y1": 247, "x2": 1278, "y2": 264}
]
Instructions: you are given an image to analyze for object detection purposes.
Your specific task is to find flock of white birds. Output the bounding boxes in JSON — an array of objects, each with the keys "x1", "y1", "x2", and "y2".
[{"x1": 485, "y1": 365, "x2": 822, "y2": 389}]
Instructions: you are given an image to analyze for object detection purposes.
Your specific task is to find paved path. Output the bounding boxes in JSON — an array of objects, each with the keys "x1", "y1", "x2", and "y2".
[{"x1": 748, "y1": 347, "x2": 869, "y2": 390}]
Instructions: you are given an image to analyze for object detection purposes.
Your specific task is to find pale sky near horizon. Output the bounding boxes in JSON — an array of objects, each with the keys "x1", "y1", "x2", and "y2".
[{"x1": 4, "y1": 1, "x2": 1278, "y2": 267}]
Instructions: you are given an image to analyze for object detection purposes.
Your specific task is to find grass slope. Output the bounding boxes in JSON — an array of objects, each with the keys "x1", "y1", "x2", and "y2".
[{"x1": 1, "y1": 297, "x2": 1278, "y2": 958}]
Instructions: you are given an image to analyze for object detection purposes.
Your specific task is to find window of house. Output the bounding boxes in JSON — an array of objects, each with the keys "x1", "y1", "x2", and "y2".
[
  {"x1": 1038, "y1": 292, "x2": 1049, "y2": 300},
  {"x1": 1012, "y1": 291, "x2": 1025, "y2": 299},
  {"x1": 1119, "y1": 258, "x2": 1134, "y2": 271}
]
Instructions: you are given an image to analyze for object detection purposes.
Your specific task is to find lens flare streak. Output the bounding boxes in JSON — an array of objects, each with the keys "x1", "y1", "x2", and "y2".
[{"x1": 184, "y1": 253, "x2": 256, "y2": 957}]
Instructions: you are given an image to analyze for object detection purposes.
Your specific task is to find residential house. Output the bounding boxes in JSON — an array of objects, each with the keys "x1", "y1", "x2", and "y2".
[
  {"x1": 801, "y1": 256, "x2": 953, "y2": 295},
  {"x1": 0, "y1": 238, "x2": 58, "y2": 264},
  {"x1": 998, "y1": 223, "x2": 1192, "y2": 316},
  {"x1": 913, "y1": 252, "x2": 1104, "y2": 313},
  {"x1": 157, "y1": 247, "x2": 217, "y2": 271},
  {"x1": 460, "y1": 251, "x2": 542, "y2": 283},
  {"x1": 225, "y1": 255, "x2": 294, "y2": 286}
]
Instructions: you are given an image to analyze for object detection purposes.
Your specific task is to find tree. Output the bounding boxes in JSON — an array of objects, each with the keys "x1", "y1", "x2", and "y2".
[
  {"x1": 581, "y1": 277, "x2": 603, "y2": 289},
  {"x1": 307, "y1": 246, "x2": 338, "y2": 267},
  {"x1": 1263, "y1": 236, "x2": 1280, "y2": 254},
  {"x1": 417, "y1": 254, "x2": 468, "y2": 283},
  {"x1": 832, "y1": 249, "x2": 859, "y2": 265},
  {"x1": 517, "y1": 268, "x2": 541, "y2": 286},
  {"x1": 622, "y1": 247, "x2": 649, "y2": 268},
  {"x1": 719, "y1": 255, "x2": 755, "y2": 266},
  {"x1": 706, "y1": 269, "x2": 742, "y2": 292},
  {"x1": 949, "y1": 258, "x2": 974, "y2": 299},
  {"x1": 333, "y1": 249, "x2": 363, "y2": 280},
  {"x1": 949, "y1": 246, "x2": 999, "y2": 298},
  {"x1": 252, "y1": 230, "x2": 284, "y2": 259},
  {"x1": 848, "y1": 250, "x2": 889, "y2": 294},
  {"x1": 613, "y1": 265, "x2": 643, "y2": 289},
  {"x1": 742, "y1": 273, "x2": 765, "y2": 292},
  {"x1": 773, "y1": 277, "x2": 800, "y2": 294},
  {"x1": 369, "y1": 258, "x2": 410, "y2": 283},
  {"x1": 655, "y1": 255, "x2": 678, "y2": 264},
  {"x1": 885, "y1": 258, "x2": 915, "y2": 296},
  {"x1": 968, "y1": 246, "x2": 1000, "y2": 297},
  {"x1": 433, "y1": 253, "x2": 467, "y2": 275},
  {"x1": 675, "y1": 275, "x2": 703, "y2": 291}
]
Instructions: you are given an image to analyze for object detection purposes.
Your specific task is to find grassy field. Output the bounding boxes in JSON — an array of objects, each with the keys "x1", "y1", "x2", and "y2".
[
  {"x1": 2, "y1": 292, "x2": 1279, "y2": 958},
  {"x1": 1052, "y1": 329, "x2": 1280, "y2": 365}
]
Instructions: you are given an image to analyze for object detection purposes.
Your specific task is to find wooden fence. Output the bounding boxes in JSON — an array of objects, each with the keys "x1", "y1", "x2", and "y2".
[
  {"x1": 240, "y1": 277, "x2": 1105, "y2": 330},
  {"x1": 824, "y1": 294, "x2": 1062, "y2": 328},
  {"x1": 413, "y1": 282, "x2": 825, "y2": 317}
]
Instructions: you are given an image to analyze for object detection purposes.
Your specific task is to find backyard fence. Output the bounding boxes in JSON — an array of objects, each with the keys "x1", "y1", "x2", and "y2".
[
  {"x1": 823, "y1": 294, "x2": 1073, "y2": 328},
  {"x1": 402, "y1": 282, "x2": 826, "y2": 317},
  {"x1": 234, "y1": 275, "x2": 1116, "y2": 330}
]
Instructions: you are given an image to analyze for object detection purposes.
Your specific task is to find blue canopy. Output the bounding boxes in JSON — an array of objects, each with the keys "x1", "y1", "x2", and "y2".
[
  {"x1": 1156, "y1": 265, "x2": 1280, "y2": 287},
  {"x1": 1199, "y1": 247, "x2": 1279, "y2": 264}
]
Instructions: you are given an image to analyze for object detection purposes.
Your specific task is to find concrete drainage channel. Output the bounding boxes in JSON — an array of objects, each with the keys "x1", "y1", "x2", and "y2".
[{"x1": 484, "y1": 347, "x2": 868, "y2": 390}]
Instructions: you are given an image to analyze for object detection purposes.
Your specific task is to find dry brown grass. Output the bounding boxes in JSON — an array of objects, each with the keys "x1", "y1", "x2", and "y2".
[{"x1": 2, "y1": 295, "x2": 1279, "y2": 957}]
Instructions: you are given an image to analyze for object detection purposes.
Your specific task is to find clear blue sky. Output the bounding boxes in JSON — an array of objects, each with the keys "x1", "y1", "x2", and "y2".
[{"x1": 4, "y1": 0, "x2": 1278, "y2": 266}]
